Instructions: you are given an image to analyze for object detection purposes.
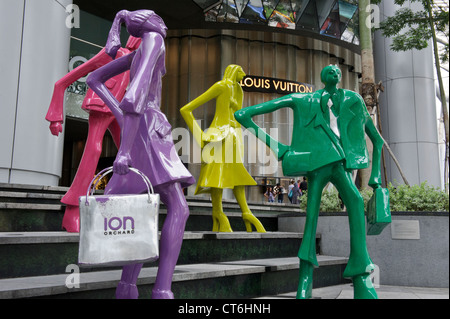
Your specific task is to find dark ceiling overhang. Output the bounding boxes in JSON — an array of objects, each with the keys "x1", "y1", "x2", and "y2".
[
  {"x1": 73, "y1": 0, "x2": 360, "y2": 53},
  {"x1": 73, "y1": 0, "x2": 206, "y2": 28}
]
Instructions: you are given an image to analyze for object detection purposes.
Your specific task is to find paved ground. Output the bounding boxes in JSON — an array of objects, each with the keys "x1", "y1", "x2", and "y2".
[{"x1": 258, "y1": 284, "x2": 449, "y2": 299}]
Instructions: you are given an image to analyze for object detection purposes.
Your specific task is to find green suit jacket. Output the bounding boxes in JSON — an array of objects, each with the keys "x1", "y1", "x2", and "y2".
[{"x1": 235, "y1": 88, "x2": 384, "y2": 187}]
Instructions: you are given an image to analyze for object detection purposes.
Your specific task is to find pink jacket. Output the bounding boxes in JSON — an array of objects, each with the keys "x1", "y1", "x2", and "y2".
[{"x1": 46, "y1": 37, "x2": 141, "y2": 123}]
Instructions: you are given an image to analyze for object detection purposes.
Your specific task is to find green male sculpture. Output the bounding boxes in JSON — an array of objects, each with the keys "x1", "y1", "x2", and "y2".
[{"x1": 235, "y1": 65, "x2": 385, "y2": 299}]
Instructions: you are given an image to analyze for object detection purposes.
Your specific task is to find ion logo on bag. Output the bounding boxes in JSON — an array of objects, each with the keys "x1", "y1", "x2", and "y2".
[{"x1": 104, "y1": 216, "x2": 135, "y2": 236}]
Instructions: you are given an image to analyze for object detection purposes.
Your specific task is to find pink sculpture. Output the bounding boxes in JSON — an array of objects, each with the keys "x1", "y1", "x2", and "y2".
[
  {"x1": 46, "y1": 36, "x2": 141, "y2": 232},
  {"x1": 87, "y1": 9, "x2": 195, "y2": 299}
]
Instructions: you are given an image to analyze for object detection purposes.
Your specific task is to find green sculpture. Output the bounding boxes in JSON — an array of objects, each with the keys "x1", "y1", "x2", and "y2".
[{"x1": 235, "y1": 65, "x2": 386, "y2": 299}]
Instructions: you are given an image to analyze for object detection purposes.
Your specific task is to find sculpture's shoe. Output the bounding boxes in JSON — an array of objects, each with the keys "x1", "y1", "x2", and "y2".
[
  {"x1": 152, "y1": 289, "x2": 174, "y2": 299},
  {"x1": 296, "y1": 261, "x2": 314, "y2": 299},
  {"x1": 212, "y1": 212, "x2": 233, "y2": 232},
  {"x1": 61, "y1": 205, "x2": 80, "y2": 233},
  {"x1": 242, "y1": 212, "x2": 266, "y2": 233},
  {"x1": 353, "y1": 274, "x2": 378, "y2": 299},
  {"x1": 116, "y1": 282, "x2": 139, "y2": 299}
]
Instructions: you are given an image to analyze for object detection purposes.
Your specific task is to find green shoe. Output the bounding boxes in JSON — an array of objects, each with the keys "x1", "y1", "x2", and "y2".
[{"x1": 353, "y1": 274, "x2": 378, "y2": 299}]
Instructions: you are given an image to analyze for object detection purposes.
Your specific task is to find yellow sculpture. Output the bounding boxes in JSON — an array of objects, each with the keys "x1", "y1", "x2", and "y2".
[{"x1": 181, "y1": 65, "x2": 266, "y2": 233}]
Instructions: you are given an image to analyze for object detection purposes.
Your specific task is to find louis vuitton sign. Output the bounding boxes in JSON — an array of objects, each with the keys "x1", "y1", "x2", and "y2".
[{"x1": 240, "y1": 75, "x2": 315, "y2": 95}]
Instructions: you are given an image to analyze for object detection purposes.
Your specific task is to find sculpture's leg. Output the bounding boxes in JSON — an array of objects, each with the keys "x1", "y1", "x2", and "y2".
[
  {"x1": 297, "y1": 167, "x2": 329, "y2": 299},
  {"x1": 352, "y1": 274, "x2": 378, "y2": 299},
  {"x1": 61, "y1": 112, "x2": 114, "y2": 232},
  {"x1": 210, "y1": 187, "x2": 233, "y2": 232},
  {"x1": 331, "y1": 165, "x2": 377, "y2": 299},
  {"x1": 116, "y1": 263, "x2": 143, "y2": 299},
  {"x1": 233, "y1": 186, "x2": 266, "y2": 233},
  {"x1": 296, "y1": 260, "x2": 314, "y2": 299},
  {"x1": 115, "y1": 183, "x2": 189, "y2": 299},
  {"x1": 152, "y1": 182, "x2": 190, "y2": 299}
]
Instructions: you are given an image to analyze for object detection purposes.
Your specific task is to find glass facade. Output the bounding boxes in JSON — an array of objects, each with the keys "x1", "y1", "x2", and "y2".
[{"x1": 193, "y1": 0, "x2": 359, "y2": 44}]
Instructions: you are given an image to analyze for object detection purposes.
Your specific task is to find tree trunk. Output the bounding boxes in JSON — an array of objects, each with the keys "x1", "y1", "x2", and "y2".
[
  {"x1": 359, "y1": 0, "x2": 377, "y2": 189},
  {"x1": 426, "y1": 0, "x2": 449, "y2": 189}
]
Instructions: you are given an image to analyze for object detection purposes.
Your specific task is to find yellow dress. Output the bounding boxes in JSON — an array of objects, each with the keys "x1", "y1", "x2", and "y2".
[{"x1": 180, "y1": 76, "x2": 256, "y2": 195}]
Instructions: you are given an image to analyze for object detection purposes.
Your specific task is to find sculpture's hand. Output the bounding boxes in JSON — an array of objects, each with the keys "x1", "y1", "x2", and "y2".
[
  {"x1": 49, "y1": 121, "x2": 63, "y2": 136},
  {"x1": 105, "y1": 41, "x2": 121, "y2": 59},
  {"x1": 277, "y1": 143, "x2": 290, "y2": 161},
  {"x1": 113, "y1": 153, "x2": 132, "y2": 175}
]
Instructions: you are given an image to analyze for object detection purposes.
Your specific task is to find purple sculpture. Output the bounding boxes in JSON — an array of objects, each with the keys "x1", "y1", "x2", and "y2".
[{"x1": 87, "y1": 9, "x2": 195, "y2": 299}]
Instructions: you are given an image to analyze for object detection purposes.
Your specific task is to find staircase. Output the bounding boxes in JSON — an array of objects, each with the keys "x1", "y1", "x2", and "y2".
[{"x1": 0, "y1": 183, "x2": 348, "y2": 299}]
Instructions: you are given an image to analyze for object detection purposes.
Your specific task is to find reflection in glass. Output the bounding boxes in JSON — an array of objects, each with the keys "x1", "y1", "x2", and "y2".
[
  {"x1": 194, "y1": 0, "x2": 360, "y2": 45},
  {"x1": 268, "y1": 0, "x2": 295, "y2": 29},
  {"x1": 338, "y1": 0, "x2": 357, "y2": 34},
  {"x1": 320, "y1": 1, "x2": 340, "y2": 38},
  {"x1": 262, "y1": 0, "x2": 279, "y2": 20},
  {"x1": 291, "y1": 0, "x2": 310, "y2": 24},
  {"x1": 296, "y1": 0, "x2": 319, "y2": 31},
  {"x1": 217, "y1": 0, "x2": 240, "y2": 23},
  {"x1": 205, "y1": 3, "x2": 221, "y2": 22},
  {"x1": 340, "y1": 3, "x2": 359, "y2": 44},
  {"x1": 235, "y1": 0, "x2": 249, "y2": 17},
  {"x1": 316, "y1": 0, "x2": 336, "y2": 27},
  {"x1": 240, "y1": 0, "x2": 267, "y2": 24}
]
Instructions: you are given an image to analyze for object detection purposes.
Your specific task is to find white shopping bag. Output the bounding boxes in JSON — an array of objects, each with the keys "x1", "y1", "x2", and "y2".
[{"x1": 78, "y1": 167, "x2": 159, "y2": 268}]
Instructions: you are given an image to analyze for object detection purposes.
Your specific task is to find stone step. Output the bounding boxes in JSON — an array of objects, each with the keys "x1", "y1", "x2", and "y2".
[
  {"x1": 0, "y1": 231, "x2": 312, "y2": 278},
  {"x1": 0, "y1": 183, "x2": 68, "y2": 195},
  {"x1": 0, "y1": 255, "x2": 348, "y2": 299},
  {"x1": 0, "y1": 208, "x2": 281, "y2": 232},
  {"x1": 0, "y1": 184, "x2": 301, "y2": 232}
]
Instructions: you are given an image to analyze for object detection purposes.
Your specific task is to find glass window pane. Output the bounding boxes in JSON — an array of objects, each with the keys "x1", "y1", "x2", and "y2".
[
  {"x1": 240, "y1": 0, "x2": 267, "y2": 24},
  {"x1": 316, "y1": 0, "x2": 336, "y2": 27},
  {"x1": 268, "y1": 0, "x2": 295, "y2": 29},
  {"x1": 338, "y1": 0, "x2": 357, "y2": 34},
  {"x1": 263, "y1": 0, "x2": 280, "y2": 20},
  {"x1": 235, "y1": 0, "x2": 249, "y2": 17},
  {"x1": 291, "y1": 0, "x2": 311, "y2": 24},
  {"x1": 205, "y1": 3, "x2": 222, "y2": 22},
  {"x1": 340, "y1": 3, "x2": 359, "y2": 44},
  {"x1": 296, "y1": 0, "x2": 319, "y2": 32},
  {"x1": 193, "y1": 0, "x2": 223, "y2": 10},
  {"x1": 320, "y1": 1, "x2": 341, "y2": 38},
  {"x1": 217, "y1": 0, "x2": 240, "y2": 23}
]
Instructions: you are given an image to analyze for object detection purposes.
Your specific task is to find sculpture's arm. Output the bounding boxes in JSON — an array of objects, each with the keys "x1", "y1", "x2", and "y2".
[
  {"x1": 119, "y1": 34, "x2": 164, "y2": 116},
  {"x1": 105, "y1": 33, "x2": 165, "y2": 176},
  {"x1": 234, "y1": 95, "x2": 293, "y2": 160},
  {"x1": 180, "y1": 83, "x2": 224, "y2": 148},
  {"x1": 365, "y1": 114, "x2": 384, "y2": 189},
  {"x1": 87, "y1": 51, "x2": 136, "y2": 127},
  {"x1": 46, "y1": 48, "x2": 112, "y2": 135}
]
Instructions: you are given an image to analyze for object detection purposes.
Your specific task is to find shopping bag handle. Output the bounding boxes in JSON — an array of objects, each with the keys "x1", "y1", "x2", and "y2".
[{"x1": 85, "y1": 166, "x2": 155, "y2": 205}]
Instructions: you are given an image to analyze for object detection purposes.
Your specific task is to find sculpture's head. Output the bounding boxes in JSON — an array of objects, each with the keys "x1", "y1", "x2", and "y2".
[
  {"x1": 223, "y1": 64, "x2": 246, "y2": 83},
  {"x1": 106, "y1": 10, "x2": 167, "y2": 58},
  {"x1": 320, "y1": 65, "x2": 342, "y2": 86},
  {"x1": 121, "y1": 10, "x2": 167, "y2": 38}
]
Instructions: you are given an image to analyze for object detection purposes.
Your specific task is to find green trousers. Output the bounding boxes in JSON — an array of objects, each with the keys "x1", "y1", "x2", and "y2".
[{"x1": 298, "y1": 160, "x2": 374, "y2": 278}]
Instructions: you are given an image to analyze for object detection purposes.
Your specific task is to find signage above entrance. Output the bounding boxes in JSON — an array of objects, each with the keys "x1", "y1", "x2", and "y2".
[{"x1": 240, "y1": 75, "x2": 315, "y2": 95}]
